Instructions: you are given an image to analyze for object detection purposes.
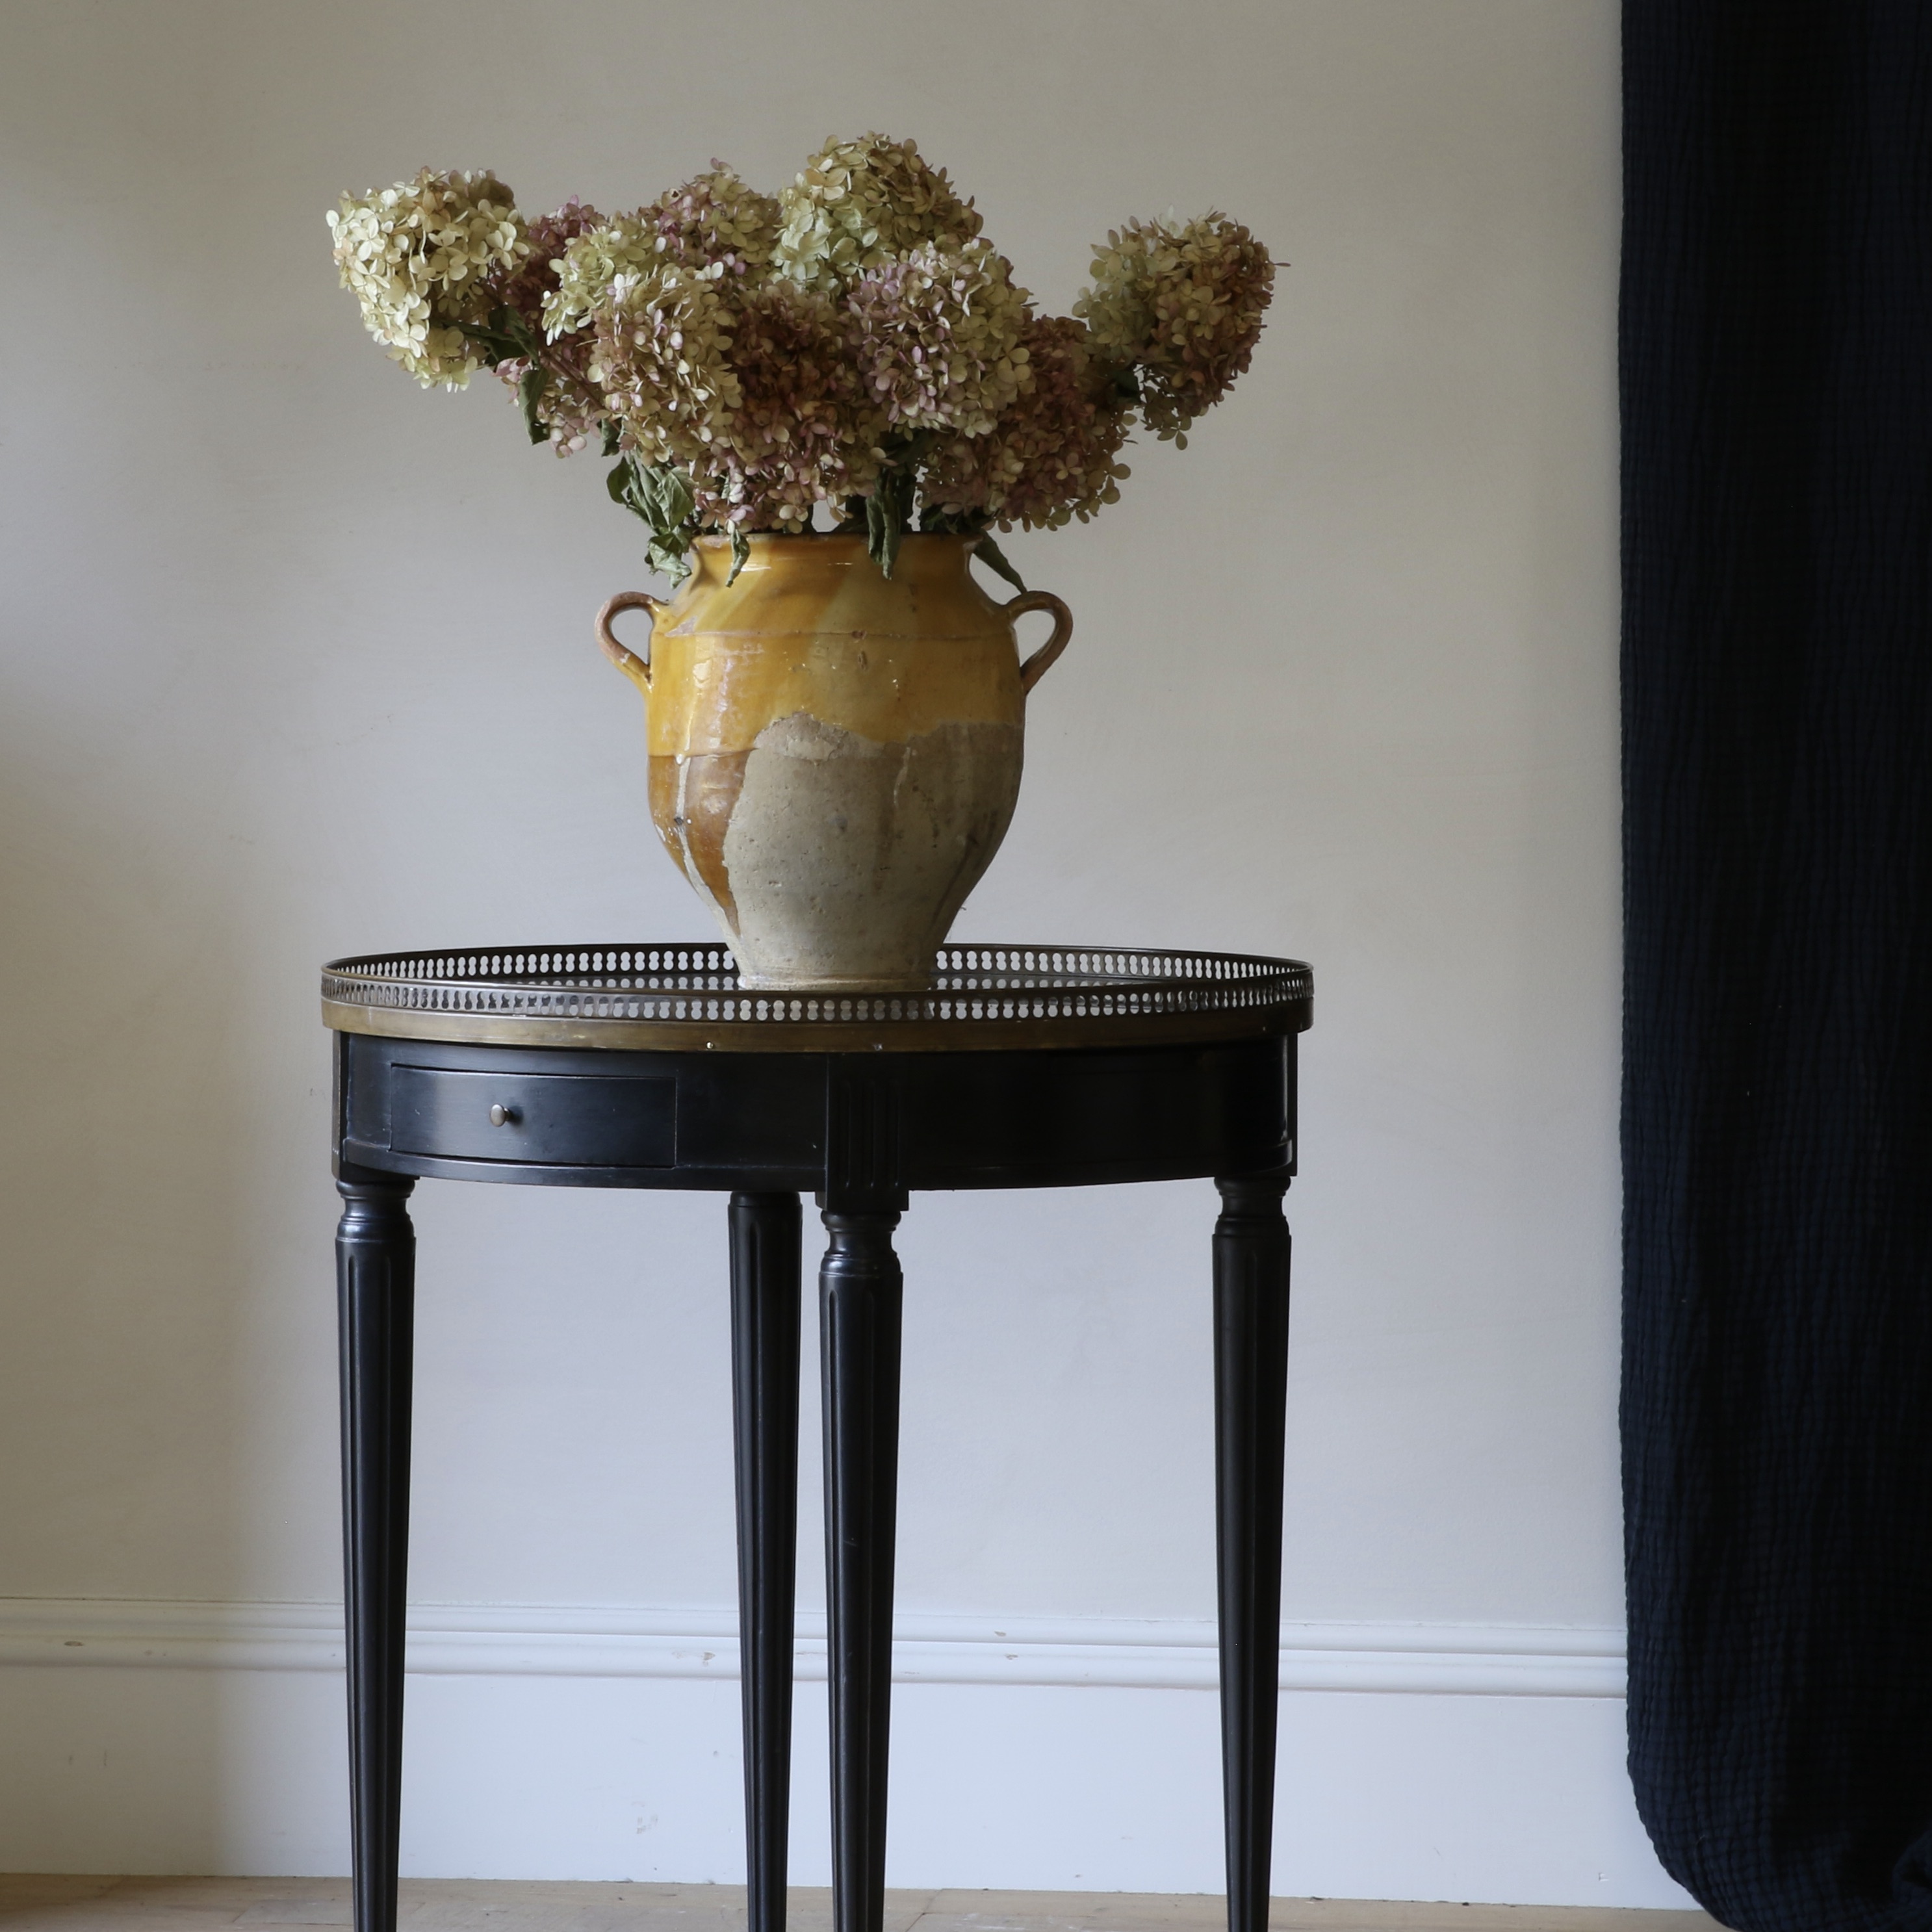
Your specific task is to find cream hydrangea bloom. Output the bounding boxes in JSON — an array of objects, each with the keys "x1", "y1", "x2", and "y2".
[
  {"x1": 846, "y1": 238, "x2": 1031, "y2": 439},
  {"x1": 591, "y1": 261, "x2": 743, "y2": 470},
  {"x1": 327, "y1": 169, "x2": 526, "y2": 387},
  {"x1": 1075, "y1": 212, "x2": 1274, "y2": 443},
  {"x1": 774, "y1": 133, "x2": 981, "y2": 290}
]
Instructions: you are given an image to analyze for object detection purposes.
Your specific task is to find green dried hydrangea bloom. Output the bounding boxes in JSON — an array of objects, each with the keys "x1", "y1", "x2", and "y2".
[
  {"x1": 774, "y1": 133, "x2": 982, "y2": 290},
  {"x1": 1075, "y1": 212, "x2": 1274, "y2": 443},
  {"x1": 327, "y1": 169, "x2": 527, "y2": 387},
  {"x1": 847, "y1": 238, "x2": 1032, "y2": 439},
  {"x1": 591, "y1": 261, "x2": 743, "y2": 470},
  {"x1": 543, "y1": 215, "x2": 662, "y2": 339}
]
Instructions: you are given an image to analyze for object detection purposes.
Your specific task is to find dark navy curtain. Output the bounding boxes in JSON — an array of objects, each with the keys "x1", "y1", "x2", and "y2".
[{"x1": 1621, "y1": 5, "x2": 1932, "y2": 1929}]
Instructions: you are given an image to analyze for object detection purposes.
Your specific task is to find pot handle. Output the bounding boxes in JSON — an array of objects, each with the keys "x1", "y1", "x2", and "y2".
[
  {"x1": 595, "y1": 591, "x2": 664, "y2": 693},
  {"x1": 1005, "y1": 591, "x2": 1074, "y2": 697}
]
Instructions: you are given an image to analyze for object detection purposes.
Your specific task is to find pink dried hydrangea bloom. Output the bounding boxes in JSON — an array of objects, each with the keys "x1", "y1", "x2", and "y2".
[
  {"x1": 775, "y1": 133, "x2": 981, "y2": 289},
  {"x1": 327, "y1": 168, "x2": 526, "y2": 387},
  {"x1": 489, "y1": 200, "x2": 608, "y2": 454},
  {"x1": 643, "y1": 165, "x2": 780, "y2": 276},
  {"x1": 544, "y1": 170, "x2": 779, "y2": 340},
  {"x1": 1075, "y1": 213, "x2": 1275, "y2": 443},
  {"x1": 925, "y1": 318, "x2": 1132, "y2": 530},
  {"x1": 591, "y1": 262, "x2": 742, "y2": 470},
  {"x1": 543, "y1": 175, "x2": 790, "y2": 477},
  {"x1": 693, "y1": 282, "x2": 884, "y2": 530},
  {"x1": 845, "y1": 238, "x2": 1031, "y2": 439},
  {"x1": 489, "y1": 198, "x2": 603, "y2": 328},
  {"x1": 494, "y1": 331, "x2": 604, "y2": 456}
]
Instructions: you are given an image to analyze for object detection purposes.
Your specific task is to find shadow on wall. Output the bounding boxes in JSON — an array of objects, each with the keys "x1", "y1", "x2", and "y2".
[{"x1": 0, "y1": 708, "x2": 264, "y2": 1868}]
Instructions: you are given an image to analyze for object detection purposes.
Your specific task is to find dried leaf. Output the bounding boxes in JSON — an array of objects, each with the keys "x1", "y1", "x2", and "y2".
[
  {"x1": 973, "y1": 534, "x2": 1026, "y2": 594},
  {"x1": 866, "y1": 491, "x2": 901, "y2": 578},
  {"x1": 517, "y1": 365, "x2": 549, "y2": 444}
]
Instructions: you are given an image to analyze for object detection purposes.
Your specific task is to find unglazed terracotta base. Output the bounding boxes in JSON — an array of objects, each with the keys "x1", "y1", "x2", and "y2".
[{"x1": 598, "y1": 533, "x2": 1070, "y2": 991}]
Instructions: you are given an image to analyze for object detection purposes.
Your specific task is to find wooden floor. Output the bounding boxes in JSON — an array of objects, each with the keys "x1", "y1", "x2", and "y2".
[{"x1": 0, "y1": 1879, "x2": 1725, "y2": 1932}]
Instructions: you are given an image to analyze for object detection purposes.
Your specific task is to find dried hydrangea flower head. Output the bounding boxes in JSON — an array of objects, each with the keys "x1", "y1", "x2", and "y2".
[
  {"x1": 1075, "y1": 212, "x2": 1275, "y2": 443},
  {"x1": 489, "y1": 198, "x2": 604, "y2": 332},
  {"x1": 504, "y1": 328, "x2": 603, "y2": 456},
  {"x1": 591, "y1": 261, "x2": 743, "y2": 471},
  {"x1": 925, "y1": 316, "x2": 1132, "y2": 531},
  {"x1": 542, "y1": 215, "x2": 663, "y2": 339},
  {"x1": 484, "y1": 200, "x2": 609, "y2": 454},
  {"x1": 327, "y1": 169, "x2": 526, "y2": 387},
  {"x1": 775, "y1": 133, "x2": 982, "y2": 290},
  {"x1": 328, "y1": 146, "x2": 1277, "y2": 574},
  {"x1": 846, "y1": 238, "x2": 1032, "y2": 439},
  {"x1": 543, "y1": 169, "x2": 783, "y2": 344},
  {"x1": 645, "y1": 165, "x2": 781, "y2": 276},
  {"x1": 703, "y1": 281, "x2": 884, "y2": 531}
]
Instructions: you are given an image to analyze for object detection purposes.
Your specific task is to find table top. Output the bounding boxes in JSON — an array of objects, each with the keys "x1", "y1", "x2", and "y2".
[{"x1": 322, "y1": 942, "x2": 1313, "y2": 1055}]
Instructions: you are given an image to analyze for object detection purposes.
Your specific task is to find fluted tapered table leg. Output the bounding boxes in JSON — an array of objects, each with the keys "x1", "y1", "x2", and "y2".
[
  {"x1": 730, "y1": 1192, "x2": 803, "y2": 1932},
  {"x1": 1213, "y1": 1174, "x2": 1293, "y2": 1932},
  {"x1": 336, "y1": 1170, "x2": 417, "y2": 1932},
  {"x1": 818, "y1": 1207, "x2": 904, "y2": 1932}
]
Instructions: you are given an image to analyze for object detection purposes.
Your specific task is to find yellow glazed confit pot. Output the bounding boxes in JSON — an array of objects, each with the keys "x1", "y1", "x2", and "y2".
[{"x1": 595, "y1": 533, "x2": 1072, "y2": 990}]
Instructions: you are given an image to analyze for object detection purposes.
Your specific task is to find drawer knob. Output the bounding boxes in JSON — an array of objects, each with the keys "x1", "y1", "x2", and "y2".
[{"x1": 488, "y1": 1102, "x2": 520, "y2": 1127}]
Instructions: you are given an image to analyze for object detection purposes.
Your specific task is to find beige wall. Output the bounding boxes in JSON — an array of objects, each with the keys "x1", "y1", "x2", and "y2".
[{"x1": 0, "y1": 0, "x2": 1657, "y2": 1903}]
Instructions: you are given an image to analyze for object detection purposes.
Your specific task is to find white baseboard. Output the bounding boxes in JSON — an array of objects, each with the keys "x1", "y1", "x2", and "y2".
[
  {"x1": 0, "y1": 1598, "x2": 1686, "y2": 1912},
  {"x1": 0, "y1": 1598, "x2": 1625, "y2": 1698}
]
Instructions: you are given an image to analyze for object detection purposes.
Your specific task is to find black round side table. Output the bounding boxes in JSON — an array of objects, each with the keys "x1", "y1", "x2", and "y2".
[{"x1": 323, "y1": 942, "x2": 1312, "y2": 1932}]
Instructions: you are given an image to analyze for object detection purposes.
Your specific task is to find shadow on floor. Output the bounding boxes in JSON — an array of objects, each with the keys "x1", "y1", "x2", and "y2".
[{"x1": 0, "y1": 1876, "x2": 1727, "y2": 1932}]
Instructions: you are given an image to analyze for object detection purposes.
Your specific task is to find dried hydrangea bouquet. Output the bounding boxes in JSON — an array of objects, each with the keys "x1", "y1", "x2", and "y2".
[{"x1": 329, "y1": 135, "x2": 1276, "y2": 989}]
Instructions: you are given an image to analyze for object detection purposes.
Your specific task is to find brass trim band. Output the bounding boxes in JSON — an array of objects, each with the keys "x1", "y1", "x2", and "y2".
[
  {"x1": 320, "y1": 942, "x2": 1313, "y2": 1055},
  {"x1": 321, "y1": 996, "x2": 1309, "y2": 1055}
]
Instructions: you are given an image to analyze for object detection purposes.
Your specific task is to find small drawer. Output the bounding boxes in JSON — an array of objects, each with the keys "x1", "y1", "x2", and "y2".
[{"x1": 391, "y1": 1066, "x2": 675, "y2": 1168}]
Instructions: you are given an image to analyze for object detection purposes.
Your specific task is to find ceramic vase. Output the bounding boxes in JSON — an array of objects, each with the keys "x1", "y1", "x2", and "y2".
[{"x1": 595, "y1": 532, "x2": 1072, "y2": 990}]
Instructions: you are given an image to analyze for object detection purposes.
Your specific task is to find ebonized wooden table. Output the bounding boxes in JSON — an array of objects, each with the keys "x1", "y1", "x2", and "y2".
[{"x1": 324, "y1": 942, "x2": 1312, "y2": 1932}]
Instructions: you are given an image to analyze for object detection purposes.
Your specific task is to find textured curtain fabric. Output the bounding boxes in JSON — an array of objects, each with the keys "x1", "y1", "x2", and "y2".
[{"x1": 1621, "y1": 5, "x2": 1932, "y2": 1929}]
